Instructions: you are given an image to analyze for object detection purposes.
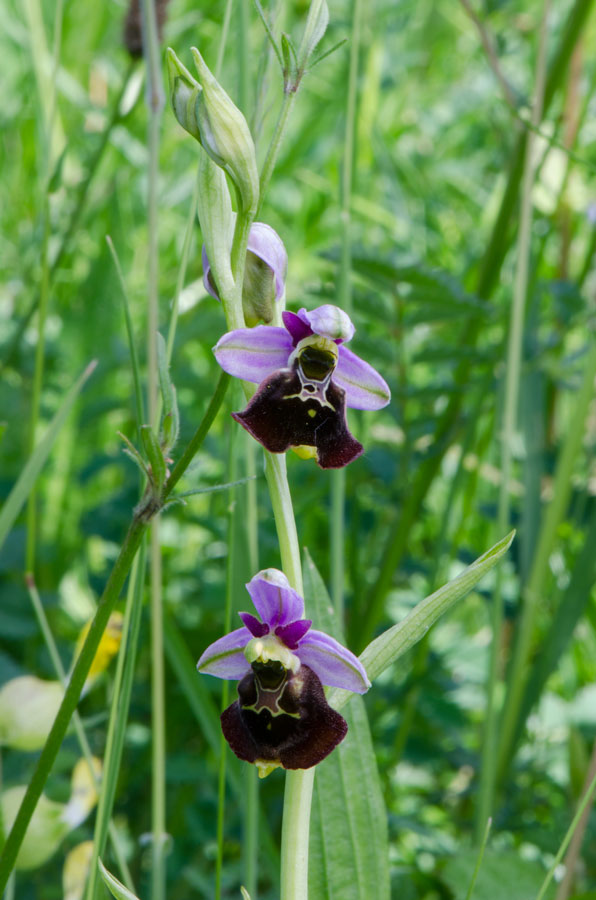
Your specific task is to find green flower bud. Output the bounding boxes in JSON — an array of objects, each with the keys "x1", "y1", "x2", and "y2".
[
  {"x1": 167, "y1": 47, "x2": 259, "y2": 215},
  {"x1": 0, "y1": 676, "x2": 63, "y2": 751}
]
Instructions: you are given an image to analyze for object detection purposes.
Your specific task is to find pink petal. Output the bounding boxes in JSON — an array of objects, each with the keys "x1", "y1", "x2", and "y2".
[
  {"x1": 335, "y1": 345, "x2": 391, "y2": 410},
  {"x1": 296, "y1": 629, "x2": 370, "y2": 693},
  {"x1": 213, "y1": 326, "x2": 293, "y2": 383},
  {"x1": 196, "y1": 626, "x2": 252, "y2": 679}
]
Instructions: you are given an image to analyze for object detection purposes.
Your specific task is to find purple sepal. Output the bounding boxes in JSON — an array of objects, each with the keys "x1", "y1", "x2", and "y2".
[
  {"x1": 296, "y1": 629, "x2": 371, "y2": 693},
  {"x1": 197, "y1": 626, "x2": 252, "y2": 679},
  {"x1": 245, "y1": 569, "x2": 305, "y2": 628},
  {"x1": 275, "y1": 619, "x2": 312, "y2": 649},
  {"x1": 335, "y1": 345, "x2": 391, "y2": 411},
  {"x1": 213, "y1": 326, "x2": 293, "y2": 384},
  {"x1": 238, "y1": 611, "x2": 269, "y2": 637}
]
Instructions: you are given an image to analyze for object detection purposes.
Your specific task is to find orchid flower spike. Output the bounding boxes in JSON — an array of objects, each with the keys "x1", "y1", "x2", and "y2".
[
  {"x1": 203, "y1": 221, "x2": 288, "y2": 325},
  {"x1": 197, "y1": 568, "x2": 370, "y2": 772},
  {"x1": 213, "y1": 304, "x2": 391, "y2": 468}
]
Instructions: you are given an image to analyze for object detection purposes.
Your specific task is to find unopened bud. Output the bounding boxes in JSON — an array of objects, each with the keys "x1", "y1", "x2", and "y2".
[{"x1": 167, "y1": 47, "x2": 259, "y2": 215}]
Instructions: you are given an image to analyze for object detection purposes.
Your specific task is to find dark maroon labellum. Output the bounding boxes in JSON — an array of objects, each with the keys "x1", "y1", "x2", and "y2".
[
  {"x1": 232, "y1": 366, "x2": 363, "y2": 469},
  {"x1": 221, "y1": 664, "x2": 347, "y2": 770}
]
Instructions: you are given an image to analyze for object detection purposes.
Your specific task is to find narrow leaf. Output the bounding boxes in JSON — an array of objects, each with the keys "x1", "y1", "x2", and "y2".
[
  {"x1": 98, "y1": 859, "x2": 141, "y2": 900},
  {"x1": 329, "y1": 530, "x2": 515, "y2": 711},
  {"x1": 304, "y1": 550, "x2": 390, "y2": 900},
  {"x1": 140, "y1": 425, "x2": 166, "y2": 490},
  {"x1": 0, "y1": 361, "x2": 97, "y2": 552}
]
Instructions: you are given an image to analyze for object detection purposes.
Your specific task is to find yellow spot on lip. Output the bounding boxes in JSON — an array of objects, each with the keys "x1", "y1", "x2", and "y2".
[
  {"x1": 307, "y1": 409, "x2": 316, "y2": 418},
  {"x1": 255, "y1": 759, "x2": 282, "y2": 779}
]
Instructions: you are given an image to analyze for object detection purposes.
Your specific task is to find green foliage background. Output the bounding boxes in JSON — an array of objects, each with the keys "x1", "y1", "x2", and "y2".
[{"x1": 1, "y1": 0, "x2": 596, "y2": 897}]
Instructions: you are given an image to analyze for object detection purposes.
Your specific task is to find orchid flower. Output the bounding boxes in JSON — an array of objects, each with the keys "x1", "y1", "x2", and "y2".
[
  {"x1": 197, "y1": 568, "x2": 370, "y2": 772},
  {"x1": 203, "y1": 221, "x2": 288, "y2": 324},
  {"x1": 213, "y1": 304, "x2": 391, "y2": 468}
]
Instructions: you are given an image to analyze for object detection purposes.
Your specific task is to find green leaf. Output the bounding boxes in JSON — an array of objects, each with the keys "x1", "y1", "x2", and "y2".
[
  {"x1": 98, "y1": 859, "x2": 142, "y2": 900},
  {"x1": 140, "y1": 425, "x2": 166, "y2": 490},
  {"x1": 303, "y1": 550, "x2": 390, "y2": 900},
  {"x1": 0, "y1": 361, "x2": 96, "y2": 553},
  {"x1": 328, "y1": 530, "x2": 515, "y2": 711}
]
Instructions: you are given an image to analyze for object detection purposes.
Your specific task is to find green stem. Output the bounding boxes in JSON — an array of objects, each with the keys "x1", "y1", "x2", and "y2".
[
  {"x1": 476, "y1": 0, "x2": 550, "y2": 839},
  {"x1": 280, "y1": 769, "x2": 315, "y2": 900},
  {"x1": 257, "y1": 92, "x2": 295, "y2": 217},
  {"x1": 139, "y1": 2, "x2": 166, "y2": 897},
  {"x1": 263, "y1": 453, "x2": 303, "y2": 594}
]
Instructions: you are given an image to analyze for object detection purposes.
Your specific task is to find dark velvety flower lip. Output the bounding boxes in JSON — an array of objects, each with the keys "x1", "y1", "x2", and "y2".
[
  {"x1": 232, "y1": 368, "x2": 364, "y2": 469},
  {"x1": 220, "y1": 665, "x2": 348, "y2": 770}
]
